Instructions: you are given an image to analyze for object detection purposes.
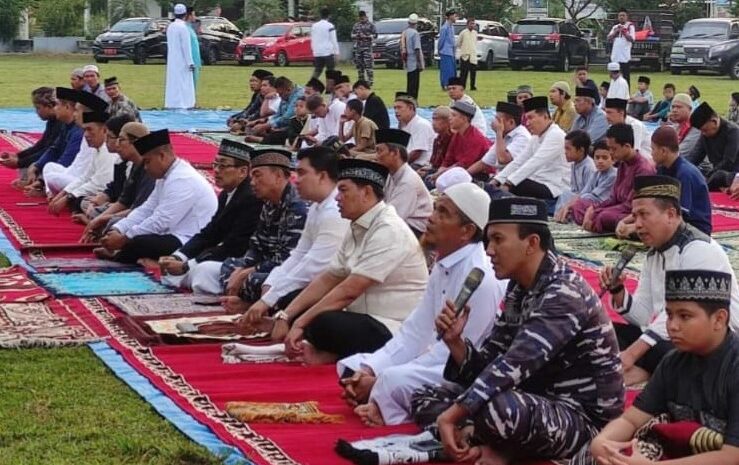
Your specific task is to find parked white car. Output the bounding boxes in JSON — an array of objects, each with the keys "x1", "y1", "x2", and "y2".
[{"x1": 434, "y1": 19, "x2": 510, "y2": 69}]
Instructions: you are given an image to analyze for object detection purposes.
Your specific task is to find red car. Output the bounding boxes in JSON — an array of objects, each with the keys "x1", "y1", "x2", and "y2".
[{"x1": 236, "y1": 22, "x2": 314, "y2": 66}]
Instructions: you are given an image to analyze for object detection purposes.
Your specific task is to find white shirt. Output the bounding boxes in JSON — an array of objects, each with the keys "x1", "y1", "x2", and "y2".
[
  {"x1": 261, "y1": 189, "x2": 349, "y2": 307},
  {"x1": 494, "y1": 123, "x2": 570, "y2": 197},
  {"x1": 607, "y1": 76, "x2": 630, "y2": 100},
  {"x1": 327, "y1": 202, "x2": 428, "y2": 333},
  {"x1": 399, "y1": 114, "x2": 436, "y2": 166},
  {"x1": 615, "y1": 226, "x2": 739, "y2": 346},
  {"x1": 481, "y1": 124, "x2": 531, "y2": 168},
  {"x1": 316, "y1": 100, "x2": 346, "y2": 142},
  {"x1": 625, "y1": 115, "x2": 652, "y2": 160},
  {"x1": 64, "y1": 137, "x2": 95, "y2": 180},
  {"x1": 385, "y1": 163, "x2": 433, "y2": 233},
  {"x1": 337, "y1": 242, "x2": 506, "y2": 378},
  {"x1": 454, "y1": 95, "x2": 487, "y2": 136},
  {"x1": 310, "y1": 19, "x2": 340, "y2": 57},
  {"x1": 266, "y1": 95, "x2": 282, "y2": 115},
  {"x1": 114, "y1": 159, "x2": 218, "y2": 244},
  {"x1": 65, "y1": 143, "x2": 115, "y2": 198},
  {"x1": 610, "y1": 22, "x2": 635, "y2": 63}
]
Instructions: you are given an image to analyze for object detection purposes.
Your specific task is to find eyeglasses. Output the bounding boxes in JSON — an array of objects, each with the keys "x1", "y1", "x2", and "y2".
[{"x1": 212, "y1": 162, "x2": 238, "y2": 170}]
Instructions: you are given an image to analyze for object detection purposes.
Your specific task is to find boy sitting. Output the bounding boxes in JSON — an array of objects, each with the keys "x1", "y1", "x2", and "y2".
[
  {"x1": 554, "y1": 130, "x2": 595, "y2": 219},
  {"x1": 628, "y1": 76, "x2": 654, "y2": 121},
  {"x1": 590, "y1": 269, "x2": 739, "y2": 465},
  {"x1": 555, "y1": 138, "x2": 617, "y2": 223},
  {"x1": 644, "y1": 83, "x2": 675, "y2": 122}
]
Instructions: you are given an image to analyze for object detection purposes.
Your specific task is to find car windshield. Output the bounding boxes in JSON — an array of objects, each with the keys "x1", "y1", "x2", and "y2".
[
  {"x1": 110, "y1": 20, "x2": 148, "y2": 33},
  {"x1": 453, "y1": 24, "x2": 479, "y2": 34},
  {"x1": 513, "y1": 22, "x2": 556, "y2": 34},
  {"x1": 680, "y1": 22, "x2": 729, "y2": 39},
  {"x1": 251, "y1": 24, "x2": 290, "y2": 37},
  {"x1": 376, "y1": 21, "x2": 407, "y2": 34}
]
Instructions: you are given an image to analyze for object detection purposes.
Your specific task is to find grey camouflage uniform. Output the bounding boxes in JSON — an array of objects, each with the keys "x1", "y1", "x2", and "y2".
[
  {"x1": 412, "y1": 251, "x2": 625, "y2": 463},
  {"x1": 351, "y1": 20, "x2": 377, "y2": 85}
]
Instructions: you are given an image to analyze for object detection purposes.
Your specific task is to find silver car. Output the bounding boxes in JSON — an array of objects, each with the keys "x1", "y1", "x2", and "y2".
[{"x1": 434, "y1": 19, "x2": 510, "y2": 69}]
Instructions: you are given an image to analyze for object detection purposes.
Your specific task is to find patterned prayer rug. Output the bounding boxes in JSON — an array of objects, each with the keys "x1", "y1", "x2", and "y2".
[
  {"x1": 144, "y1": 314, "x2": 266, "y2": 341},
  {"x1": 106, "y1": 294, "x2": 223, "y2": 317},
  {"x1": 32, "y1": 270, "x2": 174, "y2": 297},
  {"x1": 0, "y1": 265, "x2": 49, "y2": 302},
  {"x1": 0, "y1": 300, "x2": 99, "y2": 348},
  {"x1": 28, "y1": 257, "x2": 135, "y2": 272},
  {"x1": 712, "y1": 208, "x2": 739, "y2": 232}
]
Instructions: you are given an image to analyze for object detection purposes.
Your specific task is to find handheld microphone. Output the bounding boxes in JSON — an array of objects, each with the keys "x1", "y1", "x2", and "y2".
[
  {"x1": 437, "y1": 267, "x2": 485, "y2": 341},
  {"x1": 599, "y1": 246, "x2": 637, "y2": 298}
]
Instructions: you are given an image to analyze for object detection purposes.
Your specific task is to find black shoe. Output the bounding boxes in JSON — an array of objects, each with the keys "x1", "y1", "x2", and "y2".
[{"x1": 471, "y1": 86, "x2": 478, "y2": 91}]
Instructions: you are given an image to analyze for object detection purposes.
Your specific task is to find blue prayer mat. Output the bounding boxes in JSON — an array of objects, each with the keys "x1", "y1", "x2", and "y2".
[{"x1": 32, "y1": 270, "x2": 174, "y2": 297}]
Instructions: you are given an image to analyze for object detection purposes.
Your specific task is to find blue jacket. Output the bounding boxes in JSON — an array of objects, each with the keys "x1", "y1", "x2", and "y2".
[
  {"x1": 34, "y1": 122, "x2": 83, "y2": 170},
  {"x1": 270, "y1": 87, "x2": 305, "y2": 129}
]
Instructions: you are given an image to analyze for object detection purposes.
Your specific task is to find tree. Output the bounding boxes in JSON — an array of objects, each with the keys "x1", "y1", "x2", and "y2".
[
  {"x1": 303, "y1": 0, "x2": 356, "y2": 41},
  {"x1": 34, "y1": 0, "x2": 87, "y2": 36},
  {"x1": 0, "y1": 0, "x2": 31, "y2": 41},
  {"x1": 551, "y1": 0, "x2": 600, "y2": 22},
  {"x1": 243, "y1": 0, "x2": 287, "y2": 30},
  {"x1": 456, "y1": 0, "x2": 516, "y2": 21},
  {"x1": 371, "y1": 0, "x2": 436, "y2": 21},
  {"x1": 109, "y1": 0, "x2": 148, "y2": 24}
]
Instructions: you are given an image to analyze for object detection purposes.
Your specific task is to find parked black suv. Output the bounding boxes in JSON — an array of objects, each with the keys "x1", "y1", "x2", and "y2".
[
  {"x1": 709, "y1": 38, "x2": 739, "y2": 79},
  {"x1": 92, "y1": 16, "x2": 241, "y2": 65},
  {"x1": 92, "y1": 17, "x2": 168, "y2": 64},
  {"x1": 670, "y1": 18, "x2": 739, "y2": 75},
  {"x1": 509, "y1": 18, "x2": 589, "y2": 71},
  {"x1": 372, "y1": 18, "x2": 436, "y2": 69}
]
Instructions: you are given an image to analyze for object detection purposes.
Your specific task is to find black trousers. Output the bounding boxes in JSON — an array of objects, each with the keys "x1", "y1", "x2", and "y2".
[
  {"x1": 614, "y1": 322, "x2": 674, "y2": 373},
  {"x1": 707, "y1": 170, "x2": 736, "y2": 191},
  {"x1": 406, "y1": 70, "x2": 420, "y2": 101},
  {"x1": 460, "y1": 58, "x2": 477, "y2": 89},
  {"x1": 303, "y1": 310, "x2": 392, "y2": 360},
  {"x1": 312, "y1": 55, "x2": 336, "y2": 80},
  {"x1": 619, "y1": 61, "x2": 631, "y2": 87},
  {"x1": 262, "y1": 129, "x2": 288, "y2": 145},
  {"x1": 510, "y1": 179, "x2": 553, "y2": 199},
  {"x1": 115, "y1": 234, "x2": 181, "y2": 264}
]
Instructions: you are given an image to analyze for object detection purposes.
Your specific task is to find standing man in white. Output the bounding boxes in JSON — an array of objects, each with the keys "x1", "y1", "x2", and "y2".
[
  {"x1": 310, "y1": 7, "x2": 340, "y2": 80},
  {"x1": 164, "y1": 4, "x2": 195, "y2": 110},
  {"x1": 607, "y1": 8, "x2": 635, "y2": 87}
]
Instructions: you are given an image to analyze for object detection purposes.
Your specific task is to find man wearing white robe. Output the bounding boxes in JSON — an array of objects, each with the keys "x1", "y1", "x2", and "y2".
[
  {"x1": 164, "y1": 4, "x2": 196, "y2": 110},
  {"x1": 337, "y1": 183, "x2": 507, "y2": 426}
]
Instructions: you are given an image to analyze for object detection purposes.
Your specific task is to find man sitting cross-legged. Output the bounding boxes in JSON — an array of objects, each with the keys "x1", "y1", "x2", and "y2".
[
  {"x1": 98, "y1": 129, "x2": 218, "y2": 263},
  {"x1": 214, "y1": 149, "x2": 309, "y2": 302},
  {"x1": 227, "y1": 146, "x2": 348, "y2": 327},
  {"x1": 411, "y1": 196, "x2": 624, "y2": 465},
  {"x1": 590, "y1": 269, "x2": 739, "y2": 465},
  {"x1": 158, "y1": 139, "x2": 263, "y2": 294},
  {"x1": 337, "y1": 183, "x2": 507, "y2": 427},
  {"x1": 600, "y1": 175, "x2": 739, "y2": 386},
  {"x1": 274, "y1": 159, "x2": 429, "y2": 365}
]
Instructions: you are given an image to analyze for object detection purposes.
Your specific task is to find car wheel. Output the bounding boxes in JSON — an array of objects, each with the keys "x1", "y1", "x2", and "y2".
[
  {"x1": 277, "y1": 51, "x2": 289, "y2": 67},
  {"x1": 133, "y1": 46, "x2": 147, "y2": 65},
  {"x1": 729, "y1": 58, "x2": 739, "y2": 80},
  {"x1": 484, "y1": 51, "x2": 494, "y2": 70},
  {"x1": 94, "y1": 56, "x2": 108, "y2": 64},
  {"x1": 559, "y1": 53, "x2": 570, "y2": 72},
  {"x1": 206, "y1": 46, "x2": 218, "y2": 65}
]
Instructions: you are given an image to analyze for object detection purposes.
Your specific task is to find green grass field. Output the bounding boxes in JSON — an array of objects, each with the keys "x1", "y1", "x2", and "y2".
[
  {"x1": 0, "y1": 53, "x2": 736, "y2": 111},
  {"x1": 0, "y1": 51, "x2": 736, "y2": 465}
]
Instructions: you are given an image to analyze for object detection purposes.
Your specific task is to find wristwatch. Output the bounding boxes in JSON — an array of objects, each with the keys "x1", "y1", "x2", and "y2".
[{"x1": 273, "y1": 310, "x2": 289, "y2": 322}]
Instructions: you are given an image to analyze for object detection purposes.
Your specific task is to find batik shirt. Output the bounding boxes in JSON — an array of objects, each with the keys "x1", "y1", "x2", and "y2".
[
  {"x1": 445, "y1": 251, "x2": 625, "y2": 428},
  {"x1": 228, "y1": 183, "x2": 308, "y2": 273}
]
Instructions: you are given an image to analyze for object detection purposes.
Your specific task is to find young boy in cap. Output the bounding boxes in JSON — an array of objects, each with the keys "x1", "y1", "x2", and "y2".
[
  {"x1": 549, "y1": 80, "x2": 577, "y2": 132},
  {"x1": 598, "y1": 81, "x2": 610, "y2": 110},
  {"x1": 446, "y1": 77, "x2": 487, "y2": 135},
  {"x1": 413, "y1": 196, "x2": 623, "y2": 465},
  {"x1": 553, "y1": 129, "x2": 595, "y2": 221},
  {"x1": 375, "y1": 128, "x2": 433, "y2": 235},
  {"x1": 601, "y1": 175, "x2": 739, "y2": 386},
  {"x1": 627, "y1": 75, "x2": 653, "y2": 120},
  {"x1": 606, "y1": 62, "x2": 630, "y2": 100},
  {"x1": 685, "y1": 102, "x2": 739, "y2": 190},
  {"x1": 591, "y1": 269, "x2": 739, "y2": 465}
]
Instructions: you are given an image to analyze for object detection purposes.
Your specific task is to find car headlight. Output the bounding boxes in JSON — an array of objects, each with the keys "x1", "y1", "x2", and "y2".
[
  {"x1": 709, "y1": 42, "x2": 733, "y2": 59},
  {"x1": 671, "y1": 46, "x2": 684, "y2": 55},
  {"x1": 385, "y1": 39, "x2": 399, "y2": 47}
]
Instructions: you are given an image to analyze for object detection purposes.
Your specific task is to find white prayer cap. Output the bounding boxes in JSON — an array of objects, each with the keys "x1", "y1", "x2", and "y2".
[
  {"x1": 435, "y1": 167, "x2": 472, "y2": 194},
  {"x1": 82, "y1": 64, "x2": 99, "y2": 75},
  {"x1": 174, "y1": 3, "x2": 187, "y2": 14},
  {"x1": 444, "y1": 182, "x2": 490, "y2": 230},
  {"x1": 607, "y1": 62, "x2": 620, "y2": 72},
  {"x1": 408, "y1": 13, "x2": 419, "y2": 24}
]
